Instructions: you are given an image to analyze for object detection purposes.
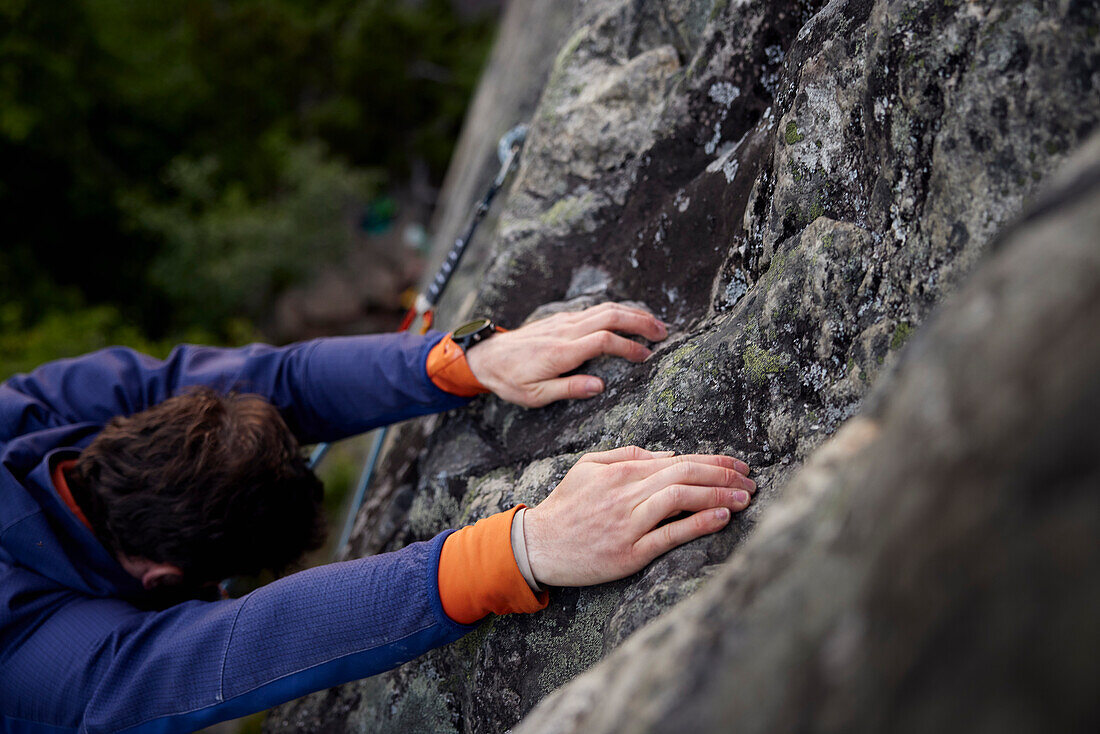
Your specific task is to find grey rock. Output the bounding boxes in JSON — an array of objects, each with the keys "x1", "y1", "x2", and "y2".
[
  {"x1": 514, "y1": 132, "x2": 1100, "y2": 734},
  {"x1": 266, "y1": 0, "x2": 1100, "y2": 731}
]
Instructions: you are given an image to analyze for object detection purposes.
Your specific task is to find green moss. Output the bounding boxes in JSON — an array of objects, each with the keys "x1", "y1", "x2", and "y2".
[
  {"x1": 773, "y1": 301, "x2": 798, "y2": 323},
  {"x1": 407, "y1": 487, "x2": 460, "y2": 538},
  {"x1": 541, "y1": 24, "x2": 588, "y2": 117},
  {"x1": 783, "y1": 203, "x2": 803, "y2": 226},
  {"x1": 809, "y1": 201, "x2": 825, "y2": 220},
  {"x1": 551, "y1": 26, "x2": 587, "y2": 82},
  {"x1": 657, "y1": 387, "x2": 679, "y2": 412},
  {"x1": 452, "y1": 616, "x2": 495, "y2": 662},
  {"x1": 890, "y1": 321, "x2": 913, "y2": 350},
  {"x1": 742, "y1": 342, "x2": 790, "y2": 383},
  {"x1": 762, "y1": 249, "x2": 790, "y2": 288},
  {"x1": 530, "y1": 590, "x2": 618, "y2": 694},
  {"x1": 784, "y1": 120, "x2": 805, "y2": 146},
  {"x1": 456, "y1": 467, "x2": 514, "y2": 525},
  {"x1": 657, "y1": 342, "x2": 700, "y2": 375},
  {"x1": 647, "y1": 344, "x2": 705, "y2": 413},
  {"x1": 539, "y1": 192, "x2": 595, "y2": 228},
  {"x1": 386, "y1": 677, "x2": 457, "y2": 733},
  {"x1": 822, "y1": 233, "x2": 835, "y2": 248},
  {"x1": 352, "y1": 672, "x2": 457, "y2": 734},
  {"x1": 450, "y1": 618, "x2": 498, "y2": 688}
]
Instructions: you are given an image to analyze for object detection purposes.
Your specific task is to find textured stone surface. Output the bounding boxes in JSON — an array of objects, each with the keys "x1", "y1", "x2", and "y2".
[
  {"x1": 514, "y1": 133, "x2": 1100, "y2": 734},
  {"x1": 266, "y1": 0, "x2": 1099, "y2": 731}
]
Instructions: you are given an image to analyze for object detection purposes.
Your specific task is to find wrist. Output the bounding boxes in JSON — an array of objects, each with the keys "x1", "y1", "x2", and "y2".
[
  {"x1": 521, "y1": 504, "x2": 554, "y2": 587},
  {"x1": 425, "y1": 318, "x2": 506, "y2": 397},
  {"x1": 510, "y1": 507, "x2": 542, "y2": 591},
  {"x1": 425, "y1": 334, "x2": 489, "y2": 397},
  {"x1": 437, "y1": 506, "x2": 549, "y2": 624}
]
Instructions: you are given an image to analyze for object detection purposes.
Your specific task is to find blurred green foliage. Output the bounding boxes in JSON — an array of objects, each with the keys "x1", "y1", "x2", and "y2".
[
  {"x1": 0, "y1": 0, "x2": 496, "y2": 378},
  {"x1": 124, "y1": 137, "x2": 380, "y2": 328}
]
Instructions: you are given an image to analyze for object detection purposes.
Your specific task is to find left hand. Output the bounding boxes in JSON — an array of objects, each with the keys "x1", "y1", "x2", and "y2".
[
  {"x1": 464, "y1": 302, "x2": 668, "y2": 408},
  {"x1": 523, "y1": 446, "x2": 755, "y2": 587}
]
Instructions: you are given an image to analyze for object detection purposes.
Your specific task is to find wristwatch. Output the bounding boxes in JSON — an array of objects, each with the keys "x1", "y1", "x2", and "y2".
[{"x1": 451, "y1": 318, "x2": 498, "y2": 351}]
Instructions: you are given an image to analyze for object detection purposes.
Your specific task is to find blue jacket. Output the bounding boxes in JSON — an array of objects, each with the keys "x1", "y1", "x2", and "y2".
[{"x1": 0, "y1": 334, "x2": 478, "y2": 733}]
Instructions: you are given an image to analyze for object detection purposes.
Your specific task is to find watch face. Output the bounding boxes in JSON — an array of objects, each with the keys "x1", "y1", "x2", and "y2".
[{"x1": 453, "y1": 318, "x2": 492, "y2": 339}]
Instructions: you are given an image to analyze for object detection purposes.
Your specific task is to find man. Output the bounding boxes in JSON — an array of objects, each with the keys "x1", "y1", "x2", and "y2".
[{"x1": 0, "y1": 302, "x2": 755, "y2": 733}]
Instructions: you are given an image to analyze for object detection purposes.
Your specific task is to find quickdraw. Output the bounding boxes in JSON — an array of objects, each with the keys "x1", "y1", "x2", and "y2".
[
  {"x1": 399, "y1": 123, "x2": 528, "y2": 335},
  {"x1": 314, "y1": 124, "x2": 528, "y2": 554}
]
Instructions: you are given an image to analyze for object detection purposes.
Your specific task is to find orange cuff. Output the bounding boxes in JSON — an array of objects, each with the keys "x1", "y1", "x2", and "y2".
[
  {"x1": 52, "y1": 459, "x2": 92, "y2": 532},
  {"x1": 426, "y1": 335, "x2": 489, "y2": 397},
  {"x1": 438, "y1": 505, "x2": 550, "y2": 624}
]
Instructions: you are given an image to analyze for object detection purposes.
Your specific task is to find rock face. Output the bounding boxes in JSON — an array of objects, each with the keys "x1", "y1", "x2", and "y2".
[
  {"x1": 267, "y1": 0, "x2": 1099, "y2": 731},
  {"x1": 512, "y1": 134, "x2": 1100, "y2": 734}
]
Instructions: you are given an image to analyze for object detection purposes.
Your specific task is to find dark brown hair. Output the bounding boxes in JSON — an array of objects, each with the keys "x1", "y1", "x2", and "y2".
[{"x1": 67, "y1": 388, "x2": 326, "y2": 585}]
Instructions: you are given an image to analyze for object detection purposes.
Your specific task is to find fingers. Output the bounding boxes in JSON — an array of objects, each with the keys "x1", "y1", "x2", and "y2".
[
  {"x1": 526, "y1": 446, "x2": 754, "y2": 587},
  {"x1": 631, "y1": 483, "x2": 751, "y2": 530},
  {"x1": 577, "y1": 448, "x2": 751, "y2": 479},
  {"x1": 570, "y1": 304, "x2": 668, "y2": 342},
  {"x1": 626, "y1": 453, "x2": 751, "y2": 478},
  {"x1": 559, "y1": 330, "x2": 653, "y2": 369},
  {"x1": 632, "y1": 507, "x2": 732, "y2": 564},
  {"x1": 526, "y1": 375, "x2": 606, "y2": 407},
  {"x1": 641, "y1": 460, "x2": 756, "y2": 495},
  {"x1": 580, "y1": 446, "x2": 676, "y2": 464}
]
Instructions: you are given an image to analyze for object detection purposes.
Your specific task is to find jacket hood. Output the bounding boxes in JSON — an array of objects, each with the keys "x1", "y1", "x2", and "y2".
[{"x1": 0, "y1": 422, "x2": 142, "y2": 598}]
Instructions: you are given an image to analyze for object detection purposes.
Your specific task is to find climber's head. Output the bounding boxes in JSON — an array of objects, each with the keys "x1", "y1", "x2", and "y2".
[{"x1": 66, "y1": 387, "x2": 326, "y2": 597}]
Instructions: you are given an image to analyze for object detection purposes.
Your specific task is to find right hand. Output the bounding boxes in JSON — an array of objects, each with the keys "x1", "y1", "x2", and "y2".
[
  {"x1": 523, "y1": 446, "x2": 755, "y2": 587},
  {"x1": 464, "y1": 302, "x2": 668, "y2": 408}
]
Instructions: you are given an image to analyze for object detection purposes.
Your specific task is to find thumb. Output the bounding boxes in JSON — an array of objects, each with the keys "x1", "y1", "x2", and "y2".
[{"x1": 529, "y1": 375, "x2": 604, "y2": 406}]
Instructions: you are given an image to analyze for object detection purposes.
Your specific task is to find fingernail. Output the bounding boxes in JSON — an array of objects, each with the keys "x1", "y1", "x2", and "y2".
[
  {"x1": 651, "y1": 450, "x2": 676, "y2": 458},
  {"x1": 734, "y1": 490, "x2": 750, "y2": 504},
  {"x1": 734, "y1": 460, "x2": 751, "y2": 475},
  {"x1": 743, "y1": 477, "x2": 756, "y2": 492},
  {"x1": 657, "y1": 322, "x2": 669, "y2": 338},
  {"x1": 714, "y1": 508, "x2": 731, "y2": 521},
  {"x1": 585, "y1": 377, "x2": 604, "y2": 395}
]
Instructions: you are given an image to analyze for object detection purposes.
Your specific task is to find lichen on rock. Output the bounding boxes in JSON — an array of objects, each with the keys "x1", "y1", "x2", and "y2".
[{"x1": 266, "y1": 0, "x2": 1099, "y2": 731}]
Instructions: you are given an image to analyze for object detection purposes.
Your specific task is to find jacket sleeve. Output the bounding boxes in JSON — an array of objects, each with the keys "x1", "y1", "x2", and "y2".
[
  {"x1": 0, "y1": 333, "x2": 470, "y2": 444},
  {"x1": 0, "y1": 532, "x2": 478, "y2": 733}
]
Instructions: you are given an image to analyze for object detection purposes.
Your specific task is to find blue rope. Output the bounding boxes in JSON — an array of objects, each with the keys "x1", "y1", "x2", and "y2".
[
  {"x1": 336, "y1": 427, "x2": 387, "y2": 553},
  {"x1": 307, "y1": 443, "x2": 331, "y2": 470},
  {"x1": 317, "y1": 123, "x2": 527, "y2": 557}
]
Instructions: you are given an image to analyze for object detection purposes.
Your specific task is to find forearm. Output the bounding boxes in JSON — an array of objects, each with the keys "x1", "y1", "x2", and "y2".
[
  {"x1": 0, "y1": 334, "x2": 471, "y2": 444},
  {"x1": 287, "y1": 332, "x2": 470, "y2": 443},
  {"x1": 0, "y1": 535, "x2": 476, "y2": 734},
  {"x1": 206, "y1": 533, "x2": 475, "y2": 729},
  {"x1": 438, "y1": 506, "x2": 548, "y2": 624}
]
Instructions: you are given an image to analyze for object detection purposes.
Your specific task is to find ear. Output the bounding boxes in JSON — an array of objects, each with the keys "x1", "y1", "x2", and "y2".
[{"x1": 140, "y1": 563, "x2": 185, "y2": 591}]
